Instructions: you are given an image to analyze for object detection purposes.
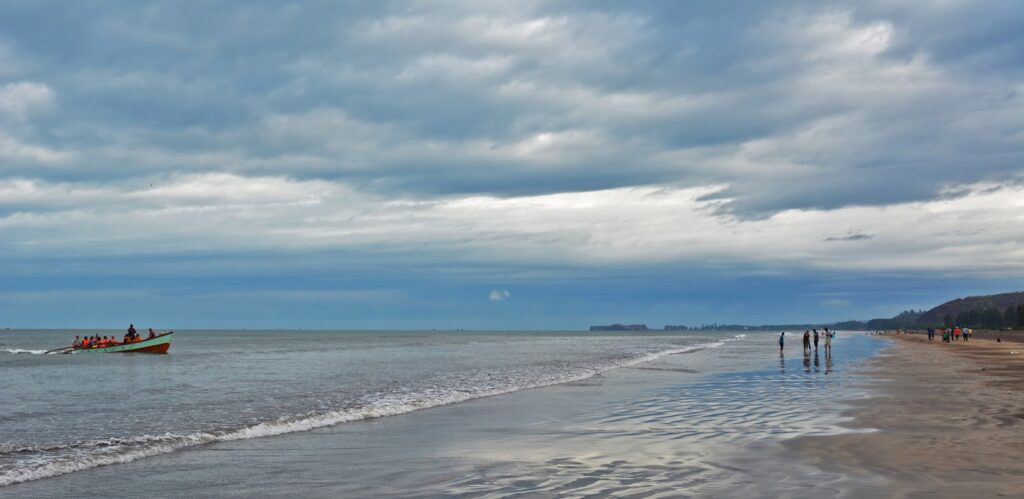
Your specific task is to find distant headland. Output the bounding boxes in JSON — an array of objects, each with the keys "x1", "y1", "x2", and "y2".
[
  {"x1": 589, "y1": 324, "x2": 649, "y2": 331},
  {"x1": 590, "y1": 291, "x2": 1024, "y2": 331}
]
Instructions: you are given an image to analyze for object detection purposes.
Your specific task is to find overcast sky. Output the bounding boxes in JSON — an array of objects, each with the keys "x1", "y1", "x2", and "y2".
[{"x1": 1, "y1": 1, "x2": 1022, "y2": 329}]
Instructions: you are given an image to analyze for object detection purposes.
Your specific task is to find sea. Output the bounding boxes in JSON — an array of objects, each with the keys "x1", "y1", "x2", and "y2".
[{"x1": 0, "y1": 329, "x2": 886, "y2": 497}]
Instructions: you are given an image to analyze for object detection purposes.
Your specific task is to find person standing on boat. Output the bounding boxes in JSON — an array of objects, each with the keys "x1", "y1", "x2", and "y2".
[{"x1": 128, "y1": 324, "x2": 137, "y2": 341}]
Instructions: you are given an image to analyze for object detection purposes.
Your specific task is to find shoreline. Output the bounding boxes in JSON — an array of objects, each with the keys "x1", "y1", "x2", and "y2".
[
  {"x1": 788, "y1": 335, "x2": 1024, "y2": 497},
  {"x1": 4, "y1": 333, "x2": 885, "y2": 498}
]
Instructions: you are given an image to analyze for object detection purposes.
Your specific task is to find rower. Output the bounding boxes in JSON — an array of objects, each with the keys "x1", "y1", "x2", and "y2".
[
  {"x1": 72, "y1": 336, "x2": 82, "y2": 348},
  {"x1": 148, "y1": 328, "x2": 157, "y2": 339}
]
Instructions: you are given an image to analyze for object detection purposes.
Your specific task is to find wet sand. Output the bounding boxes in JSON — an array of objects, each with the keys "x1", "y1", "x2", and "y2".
[{"x1": 789, "y1": 335, "x2": 1024, "y2": 497}]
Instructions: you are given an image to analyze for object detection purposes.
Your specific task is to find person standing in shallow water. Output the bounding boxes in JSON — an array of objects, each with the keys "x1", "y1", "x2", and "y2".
[
  {"x1": 802, "y1": 330, "x2": 811, "y2": 353},
  {"x1": 779, "y1": 332, "x2": 785, "y2": 353},
  {"x1": 813, "y1": 329, "x2": 820, "y2": 352}
]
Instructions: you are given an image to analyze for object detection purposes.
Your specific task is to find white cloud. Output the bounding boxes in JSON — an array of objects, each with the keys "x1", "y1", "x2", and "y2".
[
  {"x1": 0, "y1": 133, "x2": 69, "y2": 163},
  {"x1": 1, "y1": 174, "x2": 1023, "y2": 277},
  {"x1": 0, "y1": 82, "x2": 54, "y2": 119},
  {"x1": 821, "y1": 299, "x2": 851, "y2": 309},
  {"x1": 489, "y1": 289, "x2": 511, "y2": 301}
]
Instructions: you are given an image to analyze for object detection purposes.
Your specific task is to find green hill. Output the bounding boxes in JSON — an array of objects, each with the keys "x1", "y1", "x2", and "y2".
[{"x1": 916, "y1": 291, "x2": 1024, "y2": 328}]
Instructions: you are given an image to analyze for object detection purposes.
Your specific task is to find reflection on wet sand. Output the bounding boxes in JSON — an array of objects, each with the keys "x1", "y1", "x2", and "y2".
[{"x1": 420, "y1": 337, "x2": 880, "y2": 497}]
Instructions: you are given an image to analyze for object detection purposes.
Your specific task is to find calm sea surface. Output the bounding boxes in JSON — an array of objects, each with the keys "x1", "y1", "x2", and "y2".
[{"x1": 0, "y1": 329, "x2": 883, "y2": 495}]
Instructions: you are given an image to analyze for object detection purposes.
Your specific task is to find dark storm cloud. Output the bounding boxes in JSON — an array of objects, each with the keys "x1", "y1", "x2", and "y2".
[{"x1": 824, "y1": 232, "x2": 873, "y2": 242}]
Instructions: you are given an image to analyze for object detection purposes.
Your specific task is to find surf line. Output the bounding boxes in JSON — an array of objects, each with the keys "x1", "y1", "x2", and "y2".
[{"x1": 1, "y1": 336, "x2": 745, "y2": 486}]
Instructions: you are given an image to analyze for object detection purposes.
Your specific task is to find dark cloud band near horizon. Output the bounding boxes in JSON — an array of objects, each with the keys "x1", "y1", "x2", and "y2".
[{"x1": 0, "y1": 1, "x2": 1021, "y2": 327}]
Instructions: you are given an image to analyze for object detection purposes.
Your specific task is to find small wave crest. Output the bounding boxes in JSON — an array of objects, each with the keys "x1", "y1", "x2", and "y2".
[
  {"x1": 0, "y1": 348, "x2": 47, "y2": 355},
  {"x1": 0, "y1": 337, "x2": 742, "y2": 487}
]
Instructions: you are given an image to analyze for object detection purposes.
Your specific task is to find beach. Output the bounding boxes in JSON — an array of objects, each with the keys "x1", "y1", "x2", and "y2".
[
  {"x1": 3, "y1": 1, "x2": 1021, "y2": 496},
  {"x1": 790, "y1": 334, "x2": 1024, "y2": 497},
  {"x1": 2, "y1": 330, "x2": 885, "y2": 497},
  {"x1": 3, "y1": 330, "x2": 1022, "y2": 497}
]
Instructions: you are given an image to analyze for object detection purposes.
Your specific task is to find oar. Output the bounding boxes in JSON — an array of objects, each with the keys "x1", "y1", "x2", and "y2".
[{"x1": 43, "y1": 346, "x2": 75, "y2": 355}]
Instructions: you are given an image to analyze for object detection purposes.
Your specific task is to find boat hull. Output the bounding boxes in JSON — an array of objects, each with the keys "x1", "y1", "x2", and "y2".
[{"x1": 72, "y1": 333, "x2": 173, "y2": 354}]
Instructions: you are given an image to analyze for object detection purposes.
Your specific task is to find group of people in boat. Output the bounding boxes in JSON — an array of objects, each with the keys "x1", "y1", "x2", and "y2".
[{"x1": 71, "y1": 324, "x2": 159, "y2": 349}]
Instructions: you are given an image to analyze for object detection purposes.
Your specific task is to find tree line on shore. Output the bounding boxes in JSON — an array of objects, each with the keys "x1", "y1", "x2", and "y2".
[
  {"x1": 867, "y1": 304, "x2": 1024, "y2": 330},
  {"x1": 941, "y1": 304, "x2": 1024, "y2": 329},
  {"x1": 589, "y1": 292, "x2": 1024, "y2": 332}
]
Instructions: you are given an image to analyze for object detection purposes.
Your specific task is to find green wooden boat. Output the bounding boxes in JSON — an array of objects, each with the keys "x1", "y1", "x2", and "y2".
[{"x1": 48, "y1": 332, "x2": 173, "y2": 354}]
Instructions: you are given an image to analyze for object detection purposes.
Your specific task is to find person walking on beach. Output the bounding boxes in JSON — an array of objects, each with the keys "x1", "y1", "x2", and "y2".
[
  {"x1": 823, "y1": 329, "x2": 832, "y2": 356},
  {"x1": 802, "y1": 330, "x2": 811, "y2": 353},
  {"x1": 779, "y1": 332, "x2": 785, "y2": 353},
  {"x1": 813, "y1": 329, "x2": 820, "y2": 351}
]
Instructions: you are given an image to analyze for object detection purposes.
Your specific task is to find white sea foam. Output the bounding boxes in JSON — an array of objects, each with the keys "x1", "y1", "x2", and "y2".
[
  {"x1": 0, "y1": 337, "x2": 743, "y2": 487},
  {"x1": 0, "y1": 348, "x2": 47, "y2": 355}
]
